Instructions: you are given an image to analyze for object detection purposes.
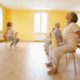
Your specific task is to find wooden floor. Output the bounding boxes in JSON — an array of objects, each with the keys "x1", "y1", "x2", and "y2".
[{"x1": 0, "y1": 42, "x2": 80, "y2": 80}]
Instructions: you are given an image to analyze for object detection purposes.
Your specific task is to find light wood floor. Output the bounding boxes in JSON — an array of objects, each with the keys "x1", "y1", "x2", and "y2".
[{"x1": 0, "y1": 42, "x2": 80, "y2": 80}]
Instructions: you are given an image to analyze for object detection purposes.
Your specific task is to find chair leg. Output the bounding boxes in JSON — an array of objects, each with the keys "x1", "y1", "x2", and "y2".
[
  {"x1": 6, "y1": 41, "x2": 8, "y2": 47},
  {"x1": 65, "y1": 54, "x2": 68, "y2": 66},
  {"x1": 72, "y1": 53, "x2": 77, "y2": 76}
]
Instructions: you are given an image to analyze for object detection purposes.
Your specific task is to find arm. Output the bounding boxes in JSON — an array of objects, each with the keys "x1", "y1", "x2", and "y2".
[
  {"x1": 59, "y1": 35, "x2": 63, "y2": 42},
  {"x1": 56, "y1": 30, "x2": 63, "y2": 42},
  {"x1": 3, "y1": 28, "x2": 8, "y2": 39},
  {"x1": 75, "y1": 31, "x2": 80, "y2": 44},
  {"x1": 76, "y1": 31, "x2": 80, "y2": 38},
  {"x1": 51, "y1": 32, "x2": 57, "y2": 48}
]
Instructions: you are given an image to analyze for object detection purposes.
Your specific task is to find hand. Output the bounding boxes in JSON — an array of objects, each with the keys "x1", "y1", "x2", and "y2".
[{"x1": 3, "y1": 34, "x2": 7, "y2": 39}]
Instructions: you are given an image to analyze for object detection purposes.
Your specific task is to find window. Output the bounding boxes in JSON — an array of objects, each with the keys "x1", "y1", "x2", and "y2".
[
  {"x1": 34, "y1": 12, "x2": 48, "y2": 33},
  {"x1": 77, "y1": 13, "x2": 80, "y2": 26}
]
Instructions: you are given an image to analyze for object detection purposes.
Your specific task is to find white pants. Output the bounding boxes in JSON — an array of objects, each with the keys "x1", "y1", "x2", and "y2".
[
  {"x1": 49, "y1": 42, "x2": 77, "y2": 67},
  {"x1": 44, "y1": 40, "x2": 52, "y2": 53}
]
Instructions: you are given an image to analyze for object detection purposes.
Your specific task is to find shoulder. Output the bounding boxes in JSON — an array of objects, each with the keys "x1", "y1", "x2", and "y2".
[
  {"x1": 69, "y1": 22, "x2": 77, "y2": 27},
  {"x1": 69, "y1": 22, "x2": 80, "y2": 32},
  {"x1": 69, "y1": 22, "x2": 80, "y2": 27}
]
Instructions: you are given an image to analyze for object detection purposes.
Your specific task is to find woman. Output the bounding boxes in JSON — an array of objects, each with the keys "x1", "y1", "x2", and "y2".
[
  {"x1": 3, "y1": 22, "x2": 20, "y2": 47},
  {"x1": 48, "y1": 12, "x2": 80, "y2": 74},
  {"x1": 3, "y1": 22, "x2": 14, "y2": 40},
  {"x1": 46, "y1": 23, "x2": 63, "y2": 67},
  {"x1": 44, "y1": 27, "x2": 55, "y2": 56}
]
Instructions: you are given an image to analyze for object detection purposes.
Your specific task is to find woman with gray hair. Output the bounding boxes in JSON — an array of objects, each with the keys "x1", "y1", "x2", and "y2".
[
  {"x1": 48, "y1": 12, "x2": 80, "y2": 74},
  {"x1": 46, "y1": 23, "x2": 63, "y2": 67}
]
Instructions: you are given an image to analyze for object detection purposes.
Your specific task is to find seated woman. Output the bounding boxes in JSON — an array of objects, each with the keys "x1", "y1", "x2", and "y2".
[
  {"x1": 11, "y1": 32, "x2": 20, "y2": 47},
  {"x1": 45, "y1": 23, "x2": 63, "y2": 67},
  {"x1": 44, "y1": 23, "x2": 62, "y2": 55},
  {"x1": 3, "y1": 22, "x2": 20, "y2": 47},
  {"x1": 44, "y1": 31, "x2": 52, "y2": 54},
  {"x1": 47, "y1": 12, "x2": 80, "y2": 74}
]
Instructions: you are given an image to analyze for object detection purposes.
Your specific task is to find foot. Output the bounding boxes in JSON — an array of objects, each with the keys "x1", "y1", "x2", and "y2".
[
  {"x1": 10, "y1": 44, "x2": 13, "y2": 48},
  {"x1": 48, "y1": 68, "x2": 58, "y2": 75},
  {"x1": 10, "y1": 43, "x2": 14, "y2": 48},
  {"x1": 44, "y1": 48, "x2": 47, "y2": 51},
  {"x1": 45, "y1": 62, "x2": 53, "y2": 67},
  {"x1": 14, "y1": 45, "x2": 18, "y2": 48},
  {"x1": 45, "y1": 51, "x2": 48, "y2": 55}
]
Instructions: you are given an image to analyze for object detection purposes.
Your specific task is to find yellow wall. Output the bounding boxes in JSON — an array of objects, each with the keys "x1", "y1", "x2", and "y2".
[
  {"x1": 1, "y1": 4, "x2": 80, "y2": 41},
  {"x1": 5, "y1": 9, "x2": 70, "y2": 41},
  {"x1": 1, "y1": 7, "x2": 80, "y2": 41},
  {"x1": 6, "y1": 9, "x2": 34, "y2": 41},
  {"x1": 48, "y1": 10, "x2": 69, "y2": 32}
]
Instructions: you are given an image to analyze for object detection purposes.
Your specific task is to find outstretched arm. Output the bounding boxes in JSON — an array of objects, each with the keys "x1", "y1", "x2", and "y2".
[{"x1": 3, "y1": 28, "x2": 8, "y2": 39}]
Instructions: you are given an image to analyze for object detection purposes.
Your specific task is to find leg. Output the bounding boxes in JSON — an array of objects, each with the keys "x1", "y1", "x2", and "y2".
[
  {"x1": 45, "y1": 44, "x2": 53, "y2": 67},
  {"x1": 44, "y1": 41, "x2": 51, "y2": 55},
  {"x1": 48, "y1": 43, "x2": 77, "y2": 74},
  {"x1": 72, "y1": 53, "x2": 77, "y2": 76},
  {"x1": 14, "y1": 38, "x2": 20, "y2": 46},
  {"x1": 65, "y1": 54, "x2": 68, "y2": 66},
  {"x1": 10, "y1": 38, "x2": 15, "y2": 47}
]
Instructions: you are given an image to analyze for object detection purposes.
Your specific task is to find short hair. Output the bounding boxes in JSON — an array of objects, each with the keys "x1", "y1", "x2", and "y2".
[
  {"x1": 70, "y1": 12, "x2": 78, "y2": 23},
  {"x1": 55, "y1": 23, "x2": 60, "y2": 28},
  {"x1": 7, "y1": 22, "x2": 12, "y2": 27}
]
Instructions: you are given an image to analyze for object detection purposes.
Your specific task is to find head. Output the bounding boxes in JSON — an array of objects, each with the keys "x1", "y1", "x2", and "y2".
[
  {"x1": 7, "y1": 22, "x2": 12, "y2": 29},
  {"x1": 66, "y1": 12, "x2": 78, "y2": 24},
  {"x1": 55, "y1": 23, "x2": 60, "y2": 29},
  {"x1": 52, "y1": 28, "x2": 55, "y2": 31}
]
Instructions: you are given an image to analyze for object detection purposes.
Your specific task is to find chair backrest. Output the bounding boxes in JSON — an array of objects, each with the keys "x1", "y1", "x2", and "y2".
[{"x1": 51, "y1": 32, "x2": 57, "y2": 48}]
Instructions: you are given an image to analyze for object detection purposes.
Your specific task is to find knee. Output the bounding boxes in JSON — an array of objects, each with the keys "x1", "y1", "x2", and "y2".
[
  {"x1": 53, "y1": 48, "x2": 58, "y2": 54},
  {"x1": 53, "y1": 48, "x2": 60, "y2": 58},
  {"x1": 49, "y1": 45, "x2": 53, "y2": 52},
  {"x1": 49, "y1": 44, "x2": 53, "y2": 49},
  {"x1": 17, "y1": 38, "x2": 20, "y2": 42}
]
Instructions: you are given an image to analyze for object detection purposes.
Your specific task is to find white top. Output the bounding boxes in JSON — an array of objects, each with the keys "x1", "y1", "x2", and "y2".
[
  {"x1": 7, "y1": 28, "x2": 14, "y2": 38},
  {"x1": 53, "y1": 28, "x2": 62, "y2": 43},
  {"x1": 63, "y1": 22, "x2": 80, "y2": 46}
]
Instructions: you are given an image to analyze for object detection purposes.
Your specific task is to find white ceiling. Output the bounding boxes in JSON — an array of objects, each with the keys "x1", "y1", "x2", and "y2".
[{"x1": 0, "y1": 0, "x2": 80, "y2": 11}]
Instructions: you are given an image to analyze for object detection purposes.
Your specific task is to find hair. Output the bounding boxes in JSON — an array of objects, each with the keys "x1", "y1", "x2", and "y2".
[
  {"x1": 55, "y1": 23, "x2": 60, "y2": 28},
  {"x1": 7, "y1": 22, "x2": 12, "y2": 27},
  {"x1": 70, "y1": 12, "x2": 78, "y2": 23},
  {"x1": 52, "y1": 28, "x2": 55, "y2": 31}
]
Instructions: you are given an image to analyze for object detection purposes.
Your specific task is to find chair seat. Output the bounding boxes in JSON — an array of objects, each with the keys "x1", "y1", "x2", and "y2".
[
  {"x1": 66, "y1": 51, "x2": 75, "y2": 53},
  {"x1": 70, "y1": 51, "x2": 76, "y2": 53}
]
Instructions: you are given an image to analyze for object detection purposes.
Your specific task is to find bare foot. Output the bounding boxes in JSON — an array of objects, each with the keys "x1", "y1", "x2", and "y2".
[
  {"x1": 48, "y1": 68, "x2": 58, "y2": 75},
  {"x1": 45, "y1": 62, "x2": 53, "y2": 67}
]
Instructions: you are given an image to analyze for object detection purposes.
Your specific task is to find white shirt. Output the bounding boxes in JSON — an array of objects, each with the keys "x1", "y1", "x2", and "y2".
[
  {"x1": 63, "y1": 22, "x2": 80, "y2": 45},
  {"x1": 7, "y1": 28, "x2": 14, "y2": 38},
  {"x1": 53, "y1": 28, "x2": 62, "y2": 43}
]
